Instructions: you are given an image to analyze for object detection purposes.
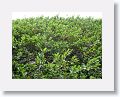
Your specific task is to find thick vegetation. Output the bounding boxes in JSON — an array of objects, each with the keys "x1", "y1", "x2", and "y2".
[{"x1": 12, "y1": 16, "x2": 102, "y2": 79}]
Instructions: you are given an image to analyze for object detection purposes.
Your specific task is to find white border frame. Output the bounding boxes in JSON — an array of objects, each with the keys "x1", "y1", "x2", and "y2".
[{"x1": 0, "y1": 0, "x2": 114, "y2": 91}]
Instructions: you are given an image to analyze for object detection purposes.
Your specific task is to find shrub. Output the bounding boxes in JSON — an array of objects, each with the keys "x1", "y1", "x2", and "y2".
[{"x1": 12, "y1": 16, "x2": 102, "y2": 79}]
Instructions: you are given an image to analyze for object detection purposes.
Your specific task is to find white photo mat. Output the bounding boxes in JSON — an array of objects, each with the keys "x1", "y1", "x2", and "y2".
[{"x1": 0, "y1": 0, "x2": 114, "y2": 91}]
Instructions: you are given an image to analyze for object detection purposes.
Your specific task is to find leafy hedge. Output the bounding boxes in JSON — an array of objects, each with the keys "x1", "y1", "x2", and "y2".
[{"x1": 12, "y1": 16, "x2": 102, "y2": 79}]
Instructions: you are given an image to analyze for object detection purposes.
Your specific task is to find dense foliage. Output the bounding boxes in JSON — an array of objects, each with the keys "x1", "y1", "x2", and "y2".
[{"x1": 12, "y1": 16, "x2": 102, "y2": 79}]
